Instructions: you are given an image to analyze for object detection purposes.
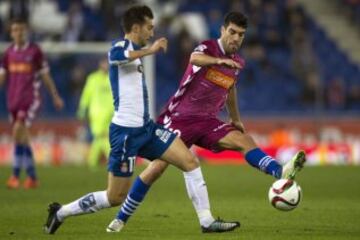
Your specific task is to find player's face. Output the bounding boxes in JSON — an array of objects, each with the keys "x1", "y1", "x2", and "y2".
[
  {"x1": 10, "y1": 23, "x2": 27, "y2": 45},
  {"x1": 138, "y1": 17, "x2": 154, "y2": 47},
  {"x1": 220, "y1": 23, "x2": 246, "y2": 54}
]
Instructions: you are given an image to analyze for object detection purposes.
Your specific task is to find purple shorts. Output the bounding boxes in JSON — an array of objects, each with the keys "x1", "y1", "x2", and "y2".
[
  {"x1": 8, "y1": 98, "x2": 40, "y2": 127},
  {"x1": 157, "y1": 115, "x2": 236, "y2": 152}
]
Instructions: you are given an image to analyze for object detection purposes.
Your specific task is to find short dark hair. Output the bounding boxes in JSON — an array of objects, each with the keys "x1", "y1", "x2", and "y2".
[
  {"x1": 224, "y1": 12, "x2": 248, "y2": 29},
  {"x1": 122, "y1": 5, "x2": 154, "y2": 33},
  {"x1": 10, "y1": 18, "x2": 28, "y2": 25}
]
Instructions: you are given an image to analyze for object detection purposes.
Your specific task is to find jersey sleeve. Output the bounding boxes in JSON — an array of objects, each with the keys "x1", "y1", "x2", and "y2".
[
  {"x1": 108, "y1": 40, "x2": 130, "y2": 65},
  {"x1": 34, "y1": 46, "x2": 50, "y2": 74},
  {"x1": 191, "y1": 40, "x2": 216, "y2": 56}
]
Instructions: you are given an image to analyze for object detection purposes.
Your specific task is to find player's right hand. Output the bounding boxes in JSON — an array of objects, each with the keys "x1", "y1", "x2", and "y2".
[
  {"x1": 149, "y1": 38, "x2": 168, "y2": 54},
  {"x1": 217, "y1": 59, "x2": 242, "y2": 69},
  {"x1": 53, "y1": 95, "x2": 64, "y2": 111}
]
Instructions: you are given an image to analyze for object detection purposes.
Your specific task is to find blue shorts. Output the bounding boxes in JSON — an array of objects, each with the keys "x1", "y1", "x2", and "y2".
[{"x1": 108, "y1": 120, "x2": 176, "y2": 177}]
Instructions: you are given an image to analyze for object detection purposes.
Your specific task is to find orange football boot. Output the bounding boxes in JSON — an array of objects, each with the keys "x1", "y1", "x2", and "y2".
[
  {"x1": 6, "y1": 176, "x2": 20, "y2": 189},
  {"x1": 23, "y1": 177, "x2": 39, "y2": 189}
]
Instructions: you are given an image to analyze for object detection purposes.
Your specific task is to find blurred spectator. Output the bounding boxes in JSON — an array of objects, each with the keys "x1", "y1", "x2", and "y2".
[
  {"x1": 301, "y1": 71, "x2": 322, "y2": 108},
  {"x1": 9, "y1": 0, "x2": 29, "y2": 22},
  {"x1": 61, "y1": 1, "x2": 84, "y2": 42},
  {"x1": 207, "y1": 9, "x2": 223, "y2": 39},
  {"x1": 290, "y1": 27, "x2": 318, "y2": 81},
  {"x1": 326, "y1": 77, "x2": 347, "y2": 110}
]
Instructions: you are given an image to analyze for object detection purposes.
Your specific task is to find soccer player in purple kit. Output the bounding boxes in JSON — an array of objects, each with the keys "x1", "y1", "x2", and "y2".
[
  {"x1": 113, "y1": 12, "x2": 306, "y2": 233},
  {"x1": 0, "y1": 19, "x2": 64, "y2": 189}
]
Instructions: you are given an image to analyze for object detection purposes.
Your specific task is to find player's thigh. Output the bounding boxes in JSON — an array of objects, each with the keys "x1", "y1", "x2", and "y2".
[
  {"x1": 159, "y1": 136, "x2": 199, "y2": 172},
  {"x1": 107, "y1": 172, "x2": 132, "y2": 206},
  {"x1": 217, "y1": 130, "x2": 257, "y2": 152},
  {"x1": 139, "y1": 159, "x2": 169, "y2": 185}
]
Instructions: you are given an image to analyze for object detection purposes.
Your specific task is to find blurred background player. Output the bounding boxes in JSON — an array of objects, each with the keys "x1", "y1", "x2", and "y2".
[
  {"x1": 0, "y1": 18, "x2": 64, "y2": 189},
  {"x1": 114, "y1": 11, "x2": 306, "y2": 232},
  {"x1": 77, "y1": 58, "x2": 112, "y2": 170}
]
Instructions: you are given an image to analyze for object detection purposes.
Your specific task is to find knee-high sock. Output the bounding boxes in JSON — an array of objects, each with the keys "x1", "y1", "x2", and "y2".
[
  {"x1": 56, "y1": 191, "x2": 110, "y2": 221},
  {"x1": 23, "y1": 145, "x2": 37, "y2": 180},
  {"x1": 117, "y1": 176, "x2": 150, "y2": 223},
  {"x1": 13, "y1": 144, "x2": 24, "y2": 177},
  {"x1": 183, "y1": 167, "x2": 215, "y2": 227},
  {"x1": 245, "y1": 148, "x2": 282, "y2": 179}
]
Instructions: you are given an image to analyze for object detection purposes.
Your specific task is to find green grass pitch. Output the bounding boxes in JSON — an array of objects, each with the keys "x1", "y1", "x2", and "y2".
[{"x1": 0, "y1": 164, "x2": 359, "y2": 240}]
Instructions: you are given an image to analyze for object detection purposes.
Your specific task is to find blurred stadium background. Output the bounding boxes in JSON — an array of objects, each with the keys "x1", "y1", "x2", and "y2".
[{"x1": 0, "y1": 0, "x2": 360, "y2": 166}]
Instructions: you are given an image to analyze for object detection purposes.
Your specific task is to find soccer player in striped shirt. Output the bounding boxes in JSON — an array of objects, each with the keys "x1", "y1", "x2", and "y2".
[{"x1": 0, "y1": 18, "x2": 64, "y2": 189}]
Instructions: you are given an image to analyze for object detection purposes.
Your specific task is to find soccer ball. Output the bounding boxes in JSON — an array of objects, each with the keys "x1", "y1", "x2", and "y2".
[{"x1": 268, "y1": 179, "x2": 302, "y2": 211}]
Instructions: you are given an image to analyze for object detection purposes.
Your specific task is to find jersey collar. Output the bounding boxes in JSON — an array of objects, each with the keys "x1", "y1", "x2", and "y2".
[
  {"x1": 131, "y1": 41, "x2": 142, "y2": 51},
  {"x1": 14, "y1": 42, "x2": 29, "y2": 51},
  {"x1": 217, "y1": 39, "x2": 226, "y2": 55}
]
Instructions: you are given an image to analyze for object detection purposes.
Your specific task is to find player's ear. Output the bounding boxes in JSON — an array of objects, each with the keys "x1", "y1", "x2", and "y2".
[
  {"x1": 132, "y1": 24, "x2": 140, "y2": 34},
  {"x1": 220, "y1": 26, "x2": 226, "y2": 36}
]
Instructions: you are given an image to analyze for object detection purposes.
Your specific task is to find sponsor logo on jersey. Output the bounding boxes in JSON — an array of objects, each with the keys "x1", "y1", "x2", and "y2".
[
  {"x1": 9, "y1": 62, "x2": 32, "y2": 73},
  {"x1": 205, "y1": 68, "x2": 235, "y2": 89}
]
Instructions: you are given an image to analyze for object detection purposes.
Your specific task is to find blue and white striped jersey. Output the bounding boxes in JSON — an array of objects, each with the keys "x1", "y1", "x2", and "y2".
[{"x1": 108, "y1": 38, "x2": 150, "y2": 127}]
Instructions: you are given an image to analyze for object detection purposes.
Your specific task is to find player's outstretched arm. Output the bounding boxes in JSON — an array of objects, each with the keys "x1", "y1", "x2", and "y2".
[
  {"x1": 226, "y1": 86, "x2": 245, "y2": 133},
  {"x1": 128, "y1": 37, "x2": 168, "y2": 60},
  {"x1": 41, "y1": 72, "x2": 64, "y2": 111},
  {"x1": 190, "y1": 53, "x2": 242, "y2": 68}
]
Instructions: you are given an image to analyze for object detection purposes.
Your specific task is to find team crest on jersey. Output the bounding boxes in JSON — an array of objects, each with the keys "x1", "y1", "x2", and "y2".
[{"x1": 205, "y1": 68, "x2": 235, "y2": 89}]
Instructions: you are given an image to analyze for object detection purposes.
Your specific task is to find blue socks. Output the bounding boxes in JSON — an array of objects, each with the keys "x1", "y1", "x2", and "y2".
[
  {"x1": 23, "y1": 145, "x2": 37, "y2": 180},
  {"x1": 13, "y1": 144, "x2": 37, "y2": 180},
  {"x1": 117, "y1": 176, "x2": 150, "y2": 223},
  {"x1": 245, "y1": 148, "x2": 282, "y2": 179},
  {"x1": 13, "y1": 144, "x2": 24, "y2": 177}
]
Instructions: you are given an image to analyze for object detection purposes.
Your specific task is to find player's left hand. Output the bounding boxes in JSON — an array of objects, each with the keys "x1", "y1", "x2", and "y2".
[
  {"x1": 231, "y1": 120, "x2": 245, "y2": 133},
  {"x1": 53, "y1": 95, "x2": 64, "y2": 111}
]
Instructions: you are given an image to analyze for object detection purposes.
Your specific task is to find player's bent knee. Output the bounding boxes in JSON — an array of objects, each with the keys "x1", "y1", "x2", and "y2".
[
  {"x1": 242, "y1": 134, "x2": 257, "y2": 146},
  {"x1": 182, "y1": 155, "x2": 200, "y2": 172}
]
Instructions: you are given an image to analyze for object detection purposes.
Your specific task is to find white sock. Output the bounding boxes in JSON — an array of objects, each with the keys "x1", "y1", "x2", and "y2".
[
  {"x1": 56, "y1": 190, "x2": 110, "y2": 221},
  {"x1": 183, "y1": 167, "x2": 215, "y2": 227}
]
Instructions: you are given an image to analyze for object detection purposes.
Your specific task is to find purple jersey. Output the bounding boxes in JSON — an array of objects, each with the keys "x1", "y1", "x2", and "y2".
[
  {"x1": 159, "y1": 39, "x2": 245, "y2": 120},
  {"x1": 0, "y1": 42, "x2": 48, "y2": 112}
]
